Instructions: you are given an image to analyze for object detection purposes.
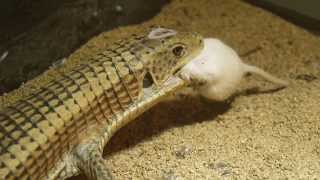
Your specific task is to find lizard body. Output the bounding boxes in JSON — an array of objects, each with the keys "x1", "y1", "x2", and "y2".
[{"x1": 0, "y1": 28, "x2": 203, "y2": 179}]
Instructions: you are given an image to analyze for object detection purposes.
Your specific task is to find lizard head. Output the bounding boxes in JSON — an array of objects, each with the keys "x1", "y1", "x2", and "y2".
[{"x1": 139, "y1": 28, "x2": 204, "y2": 88}]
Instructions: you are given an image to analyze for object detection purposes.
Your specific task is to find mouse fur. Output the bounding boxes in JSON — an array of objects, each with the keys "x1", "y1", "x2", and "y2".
[{"x1": 178, "y1": 38, "x2": 288, "y2": 101}]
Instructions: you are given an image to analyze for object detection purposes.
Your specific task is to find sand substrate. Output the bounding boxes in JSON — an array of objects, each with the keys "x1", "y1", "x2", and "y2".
[{"x1": 1, "y1": 0, "x2": 320, "y2": 179}]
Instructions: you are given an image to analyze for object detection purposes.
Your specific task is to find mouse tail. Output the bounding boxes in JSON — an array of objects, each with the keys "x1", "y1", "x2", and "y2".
[{"x1": 243, "y1": 64, "x2": 289, "y2": 87}]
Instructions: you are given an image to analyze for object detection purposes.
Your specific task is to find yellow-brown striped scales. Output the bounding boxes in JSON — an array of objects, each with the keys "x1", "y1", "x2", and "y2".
[{"x1": 0, "y1": 28, "x2": 204, "y2": 179}]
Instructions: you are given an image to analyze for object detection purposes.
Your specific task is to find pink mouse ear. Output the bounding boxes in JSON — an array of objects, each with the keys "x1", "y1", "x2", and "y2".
[{"x1": 147, "y1": 28, "x2": 177, "y2": 39}]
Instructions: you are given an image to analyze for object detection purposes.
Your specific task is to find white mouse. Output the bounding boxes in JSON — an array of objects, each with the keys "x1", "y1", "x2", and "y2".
[{"x1": 178, "y1": 38, "x2": 288, "y2": 101}]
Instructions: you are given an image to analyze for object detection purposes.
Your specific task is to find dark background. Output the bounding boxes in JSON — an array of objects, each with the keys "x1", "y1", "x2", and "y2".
[{"x1": 0, "y1": 0, "x2": 169, "y2": 95}]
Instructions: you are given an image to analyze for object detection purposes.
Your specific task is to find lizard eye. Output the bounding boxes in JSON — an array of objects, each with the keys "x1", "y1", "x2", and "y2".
[{"x1": 172, "y1": 45, "x2": 185, "y2": 57}]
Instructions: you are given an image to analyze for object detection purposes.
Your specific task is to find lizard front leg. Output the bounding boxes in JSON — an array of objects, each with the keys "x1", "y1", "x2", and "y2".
[{"x1": 74, "y1": 140, "x2": 113, "y2": 180}]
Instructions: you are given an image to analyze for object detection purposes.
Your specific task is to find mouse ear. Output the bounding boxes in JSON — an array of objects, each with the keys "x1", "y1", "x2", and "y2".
[{"x1": 147, "y1": 28, "x2": 177, "y2": 39}]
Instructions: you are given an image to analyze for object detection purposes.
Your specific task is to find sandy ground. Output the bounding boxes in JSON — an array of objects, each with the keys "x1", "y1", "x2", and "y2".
[{"x1": 1, "y1": 0, "x2": 320, "y2": 179}]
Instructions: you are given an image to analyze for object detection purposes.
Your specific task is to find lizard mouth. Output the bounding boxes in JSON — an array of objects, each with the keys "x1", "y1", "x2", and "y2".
[
  {"x1": 173, "y1": 67, "x2": 183, "y2": 75},
  {"x1": 142, "y1": 70, "x2": 186, "y2": 98},
  {"x1": 143, "y1": 66, "x2": 183, "y2": 89},
  {"x1": 143, "y1": 72, "x2": 154, "y2": 88},
  {"x1": 142, "y1": 76, "x2": 185, "y2": 99}
]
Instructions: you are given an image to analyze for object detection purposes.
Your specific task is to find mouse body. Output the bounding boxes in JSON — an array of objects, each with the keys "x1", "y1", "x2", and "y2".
[{"x1": 179, "y1": 38, "x2": 288, "y2": 101}]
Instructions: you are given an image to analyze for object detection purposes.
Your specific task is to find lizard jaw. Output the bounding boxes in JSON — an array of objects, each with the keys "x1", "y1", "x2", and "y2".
[{"x1": 142, "y1": 76, "x2": 186, "y2": 100}]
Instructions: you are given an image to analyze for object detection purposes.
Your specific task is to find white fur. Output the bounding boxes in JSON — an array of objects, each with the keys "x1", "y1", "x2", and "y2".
[{"x1": 179, "y1": 38, "x2": 288, "y2": 101}]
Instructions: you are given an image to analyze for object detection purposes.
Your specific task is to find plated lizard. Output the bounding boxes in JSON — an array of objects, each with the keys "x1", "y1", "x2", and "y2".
[{"x1": 0, "y1": 28, "x2": 204, "y2": 179}]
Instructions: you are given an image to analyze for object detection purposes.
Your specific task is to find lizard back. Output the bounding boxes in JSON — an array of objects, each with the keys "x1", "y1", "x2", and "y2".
[{"x1": 0, "y1": 36, "x2": 145, "y2": 179}]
